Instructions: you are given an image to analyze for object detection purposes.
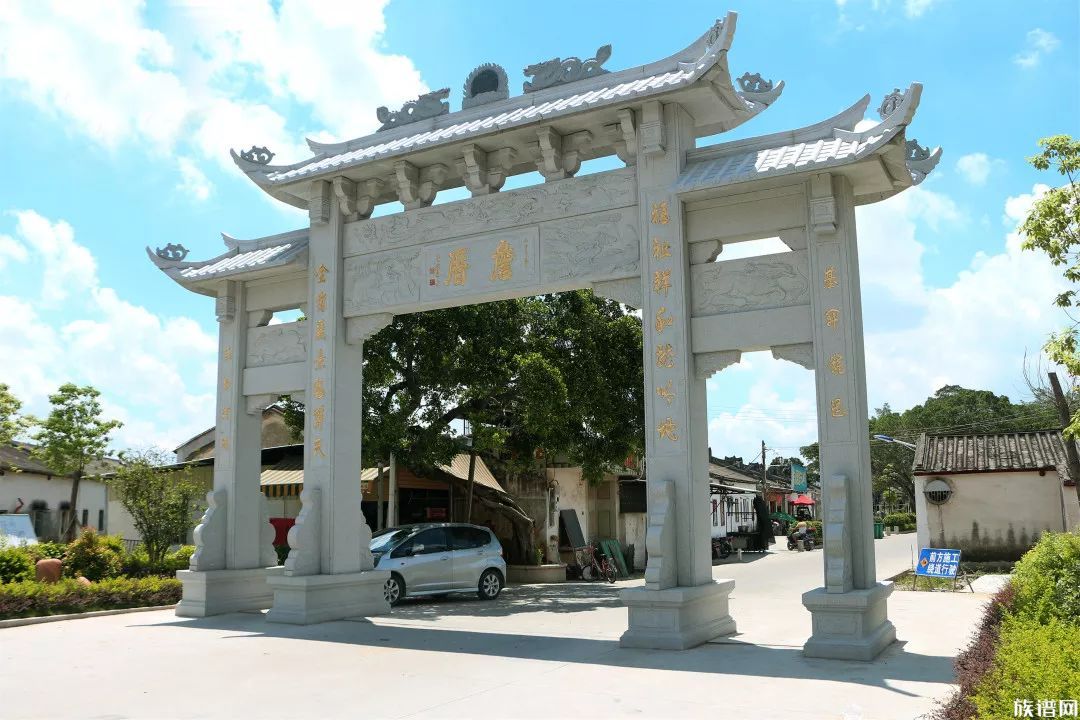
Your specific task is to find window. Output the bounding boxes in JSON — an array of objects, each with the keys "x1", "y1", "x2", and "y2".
[
  {"x1": 393, "y1": 527, "x2": 450, "y2": 557},
  {"x1": 450, "y1": 526, "x2": 490, "y2": 550},
  {"x1": 924, "y1": 478, "x2": 953, "y2": 505},
  {"x1": 81, "y1": 508, "x2": 88, "y2": 527},
  {"x1": 97, "y1": 510, "x2": 104, "y2": 531},
  {"x1": 618, "y1": 481, "x2": 647, "y2": 513}
]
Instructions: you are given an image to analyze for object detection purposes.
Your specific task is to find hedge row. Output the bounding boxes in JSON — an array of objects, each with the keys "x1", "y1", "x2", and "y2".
[
  {"x1": 881, "y1": 512, "x2": 917, "y2": 530},
  {"x1": 0, "y1": 531, "x2": 195, "y2": 584},
  {"x1": 0, "y1": 576, "x2": 182, "y2": 620},
  {"x1": 932, "y1": 531, "x2": 1080, "y2": 719}
]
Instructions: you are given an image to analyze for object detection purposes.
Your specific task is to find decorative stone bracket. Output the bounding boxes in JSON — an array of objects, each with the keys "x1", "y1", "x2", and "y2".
[
  {"x1": 605, "y1": 108, "x2": 637, "y2": 166},
  {"x1": 530, "y1": 127, "x2": 592, "y2": 181},
  {"x1": 457, "y1": 144, "x2": 516, "y2": 196},
  {"x1": 694, "y1": 350, "x2": 742, "y2": 380},
  {"x1": 644, "y1": 480, "x2": 677, "y2": 590},
  {"x1": 246, "y1": 393, "x2": 280, "y2": 415},
  {"x1": 334, "y1": 177, "x2": 385, "y2": 220},
  {"x1": 639, "y1": 101, "x2": 665, "y2": 157},
  {"x1": 346, "y1": 313, "x2": 394, "y2": 345},
  {"x1": 285, "y1": 487, "x2": 321, "y2": 576},
  {"x1": 770, "y1": 343, "x2": 814, "y2": 371},
  {"x1": 824, "y1": 474, "x2": 853, "y2": 593},
  {"x1": 394, "y1": 161, "x2": 448, "y2": 210},
  {"x1": 190, "y1": 489, "x2": 227, "y2": 572},
  {"x1": 592, "y1": 277, "x2": 642, "y2": 309}
]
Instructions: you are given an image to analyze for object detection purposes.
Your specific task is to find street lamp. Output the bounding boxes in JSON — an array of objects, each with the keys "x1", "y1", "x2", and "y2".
[{"x1": 873, "y1": 434, "x2": 917, "y2": 450}]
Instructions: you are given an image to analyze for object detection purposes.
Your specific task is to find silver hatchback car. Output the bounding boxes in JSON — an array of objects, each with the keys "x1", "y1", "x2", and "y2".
[{"x1": 370, "y1": 523, "x2": 507, "y2": 606}]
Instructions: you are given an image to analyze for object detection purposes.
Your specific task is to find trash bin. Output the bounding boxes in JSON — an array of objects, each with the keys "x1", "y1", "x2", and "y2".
[{"x1": 873, "y1": 522, "x2": 884, "y2": 539}]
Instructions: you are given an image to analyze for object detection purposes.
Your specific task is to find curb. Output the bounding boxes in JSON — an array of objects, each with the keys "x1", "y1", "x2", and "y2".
[{"x1": 0, "y1": 604, "x2": 176, "y2": 629}]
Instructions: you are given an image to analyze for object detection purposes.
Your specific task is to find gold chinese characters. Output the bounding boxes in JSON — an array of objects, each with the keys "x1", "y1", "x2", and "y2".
[
  {"x1": 652, "y1": 237, "x2": 671, "y2": 259},
  {"x1": 825, "y1": 308, "x2": 840, "y2": 328},
  {"x1": 824, "y1": 266, "x2": 838, "y2": 289},
  {"x1": 490, "y1": 240, "x2": 514, "y2": 281},
  {"x1": 313, "y1": 406, "x2": 325, "y2": 430},
  {"x1": 655, "y1": 343, "x2": 675, "y2": 368},
  {"x1": 314, "y1": 348, "x2": 326, "y2": 370},
  {"x1": 222, "y1": 347, "x2": 232, "y2": 361},
  {"x1": 315, "y1": 320, "x2": 326, "y2": 340},
  {"x1": 313, "y1": 378, "x2": 326, "y2": 400},
  {"x1": 653, "y1": 269, "x2": 671, "y2": 296},
  {"x1": 222, "y1": 377, "x2": 231, "y2": 391},
  {"x1": 312, "y1": 438, "x2": 325, "y2": 457},
  {"x1": 657, "y1": 418, "x2": 679, "y2": 442},
  {"x1": 221, "y1": 407, "x2": 231, "y2": 420},
  {"x1": 655, "y1": 306, "x2": 673, "y2": 334},
  {"x1": 316, "y1": 291, "x2": 327, "y2": 313},
  {"x1": 656, "y1": 381, "x2": 674, "y2": 405},
  {"x1": 220, "y1": 436, "x2": 229, "y2": 450},
  {"x1": 315, "y1": 264, "x2": 329, "y2": 283},
  {"x1": 445, "y1": 247, "x2": 469, "y2": 286},
  {"x1": 831, "y1": 398, "x2": 847, "y2": 417},
  {"x1": 650, "y1": 201, "x2": 669, "y2": 225},
  {"x1": 829, "y1": 353, "x2": 845, "y2": 375}
]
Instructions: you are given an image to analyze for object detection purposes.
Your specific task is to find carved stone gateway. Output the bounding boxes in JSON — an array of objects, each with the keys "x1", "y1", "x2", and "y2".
[{"x1": 151, "y1": 12, "x2": 938, "y2": 660}]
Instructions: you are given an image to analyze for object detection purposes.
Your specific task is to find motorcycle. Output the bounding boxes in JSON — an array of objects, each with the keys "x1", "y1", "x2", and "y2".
[
  {"x1": 787, "y1": 532, "x2": 815, "y2": 551},
  {"x1": 712, "y1": 536, "x2": 733, "y2": 560}
]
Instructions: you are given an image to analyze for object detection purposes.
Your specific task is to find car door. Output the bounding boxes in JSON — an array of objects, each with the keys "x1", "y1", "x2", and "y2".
[
  {"x1": 449, "y1": 526, "x2": 492, "y2": 589},
  {"x1": 390, "y1": 527, "x2": 452, "y2": 594}
]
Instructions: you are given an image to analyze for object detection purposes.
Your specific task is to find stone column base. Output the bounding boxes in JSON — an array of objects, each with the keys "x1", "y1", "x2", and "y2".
[
  {"x1": 175, "y1": 566, "x2": 282, "y2": 618},
  {"x1": 802, "y1": 582, "x2": 896, "y2": 661},
  {"x1": 619, "y1": 579, "x2": 737, "y2": 650},
  {"x1": 265, "y1": 570, "x2": 390, "y2": 625}
]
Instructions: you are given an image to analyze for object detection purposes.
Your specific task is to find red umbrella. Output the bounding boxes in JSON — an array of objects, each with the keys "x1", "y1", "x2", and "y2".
[{"x1": 791, "y1": 495, "x2": 815, "y2": 505}]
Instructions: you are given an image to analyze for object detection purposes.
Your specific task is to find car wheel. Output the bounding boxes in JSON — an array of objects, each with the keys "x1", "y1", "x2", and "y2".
[
  {"x1": 477, "y1": 569, "x2": 502, "y2": 600},
  {"x1": 384, "y1": 574, "x2": 405, "y2": 606}
]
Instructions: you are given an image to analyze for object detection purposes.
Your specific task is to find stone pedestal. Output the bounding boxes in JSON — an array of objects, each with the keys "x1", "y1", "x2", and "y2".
[
  {"x1": 620, "y1": 579, "x2": 736, "y2": 650},
  {"x1": 802, "y1": 582, "x2": 896, "y2": 661},
  {"x1": 265, "y1": 570, "x2": 389, "y2": 625},
  {"x1": 175, "y1": 566, "x2": 281, "y2": 618}
]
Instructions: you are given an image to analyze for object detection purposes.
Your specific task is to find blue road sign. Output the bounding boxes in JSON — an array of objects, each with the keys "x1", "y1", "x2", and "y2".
[{"x1": 915, "y1": 548, "x2": 961, "y2": 578}]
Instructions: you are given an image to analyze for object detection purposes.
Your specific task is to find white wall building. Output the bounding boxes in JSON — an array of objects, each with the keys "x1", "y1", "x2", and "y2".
[{"x1": 913, "y1": 430, "x2": 1080, "y2": 560}]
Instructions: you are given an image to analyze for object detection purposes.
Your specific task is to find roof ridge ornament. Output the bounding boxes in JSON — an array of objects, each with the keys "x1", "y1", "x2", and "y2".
[
  {"x1": 523, "y1": 44, "x2": 612, "y2": 93},
  {"x1": 877, "y1": 88, "x2": 905, "y2": 120},
  {"x1": 906, "y1": 138, "x2": 942, "y2": 185},
  {"x1": 155, "y1": 243, "x2": 189, "y2": 262},
  {"x1": 239, "y1": 146, "x2": 274, "y2": 165},
  {"x1": 736, "y1": 72, "x2": 784, "y2": 106},
  {"x1": 376, "y1": 88, "x2": 450, "y2": 132}
]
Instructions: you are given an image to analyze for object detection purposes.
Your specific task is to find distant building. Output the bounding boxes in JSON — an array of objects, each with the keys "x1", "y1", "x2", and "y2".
[
  {"x1": 0, "y1": 442, "x2": 115, "y2": 540},
  {"x1": 912, "y1": 430, "x2": 1080, "y2": 560}
]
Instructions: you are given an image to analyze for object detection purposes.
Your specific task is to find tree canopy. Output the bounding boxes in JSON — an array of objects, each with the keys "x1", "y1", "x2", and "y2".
[
  {"x1": 31, "y1": 383, "x2": 122, "y2": 540},
  {"x1": 1020, "y1": 134, "x2": 1080, "y2": 436},
  {"x1": 0, "y1": 383, "x2": 27, "y2": 446},
  {"x1": 284, "y1": 290, "x2": 644, "y2": 483}
]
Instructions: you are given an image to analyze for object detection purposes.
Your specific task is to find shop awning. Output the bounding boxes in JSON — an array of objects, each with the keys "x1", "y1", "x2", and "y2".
[{"x1": 791, "y1": 495, "x2": 816, "y2": 506}]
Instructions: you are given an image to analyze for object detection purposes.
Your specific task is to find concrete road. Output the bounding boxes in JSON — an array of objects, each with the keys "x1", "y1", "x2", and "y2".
[{"x1": 0, "y1": 534, "x2": 985, "y2": 720}]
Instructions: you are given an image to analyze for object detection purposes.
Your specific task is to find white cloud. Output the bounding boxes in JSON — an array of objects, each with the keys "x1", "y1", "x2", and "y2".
[
  {"x1": 0, "y1": 0, "x2": 427, "y2": 194},
  {"x1": 955, "y1": 153, "x2": 1002, "y2": 186},
  {"x1": 0, "y1": 232, "x2": 28, "y2": 269},
  {"x1": 1014, "y1": 28, "x2": 1060, "y2": 68},
  {"x1": 903, "y1": 0, "x2": 938, "y2": 19},
  {"x1": 0, "y1": 210, "x2": 216, "y2": 452},
  {"x1": 176, "y1": 157, "x2": 212, "y2": 201}
]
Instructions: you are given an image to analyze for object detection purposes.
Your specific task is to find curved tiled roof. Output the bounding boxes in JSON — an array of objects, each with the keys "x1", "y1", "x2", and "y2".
[{"x1": 913, "y1": 430, "x2": 1069, "y2": 475}]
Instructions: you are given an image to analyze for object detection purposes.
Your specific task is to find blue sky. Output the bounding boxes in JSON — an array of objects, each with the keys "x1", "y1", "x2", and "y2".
[{"x1": 0, "y1": 0, "x2": 1077, "y2": 462}]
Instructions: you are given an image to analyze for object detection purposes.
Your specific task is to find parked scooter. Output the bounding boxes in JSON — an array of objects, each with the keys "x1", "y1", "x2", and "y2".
[{"x1": 787, "y1": 531, "x2": 815, "y2": 551}]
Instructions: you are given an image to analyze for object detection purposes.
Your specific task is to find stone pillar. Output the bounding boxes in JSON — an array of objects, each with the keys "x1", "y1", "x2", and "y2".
[
  {"x1": 620, "y1": 101, "x2": 736, "y2": 649},
  {"x1": 177, "y1": 281, "x2": 279, "y2": 617},
  {"x1": 266, "y1": 181, "x2": 390, "y2": 624},
  {"x1": 801, "y1": 173, "x2": 896, "y2": 660}
]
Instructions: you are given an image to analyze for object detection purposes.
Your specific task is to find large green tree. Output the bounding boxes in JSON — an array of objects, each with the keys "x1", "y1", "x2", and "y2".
[
  {"x1": 801, "y1": 386, "x2": 1058, "y2": 507},
  {"x1": 105, "y1": 449, "x2": 203, "y2": 569},
  {"x1": 1020, "y1": 136, "x2": 1080, "y2": 422},
  {"x1": 284, "y1": 291, "x2": 644, "y2": 483},
  {"x1": 31, "y1": 384, "x2": 122, "y2": 541},
  {"x1": 0, "y1": 383, "x2": 28, "y2": 446}
]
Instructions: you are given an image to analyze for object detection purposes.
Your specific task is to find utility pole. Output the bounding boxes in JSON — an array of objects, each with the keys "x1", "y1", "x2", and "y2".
[
  {"x1": 1048, "y1": 372, "x2": 1080, "y2": 503},
  {"x1": 760, "y1": 440, "x2": 767, "y2": 496}
]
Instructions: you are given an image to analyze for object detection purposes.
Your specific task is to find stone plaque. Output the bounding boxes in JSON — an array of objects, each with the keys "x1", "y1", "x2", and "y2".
[
  {"x1": 343, "y1": 247, "x2": 422, "y2": 316},
  {"x1": 246, "y1": 321, "x2": 308, "y2": 368},
  {"x1": 540, "y1": 208, "x2": 639, "y2": 284},
  {"x1": 420, "y1": 227, "x2": 539, "y2": 303},
  {"x1": 691, "y1": 250, "x2": 810, "y2": 316}
]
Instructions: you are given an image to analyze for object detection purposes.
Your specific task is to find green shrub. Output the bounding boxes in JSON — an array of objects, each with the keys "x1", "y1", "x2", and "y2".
[
  {"x1": 164, "y1": 545, "x2": 194, "y2": 572},
  {"x1": 1011, "y1": 530, "x2": 1080, "y2": 626},
  {"x1": 972, "y1": 615, "x2": 1080, "y2": 718},
  {"x1": 23, "y1": 542, "x2": 67, "y2": 563},
  {"x1": 806, "y1": 520, "x2": 823, "y2": 540},
  {"x1": 0, "y1": 547, "x2": 34, "y2": 584},
  {"x1": 882, "y1": 512, "x2": 916, "y2": 529},
  {"x1": 62, "y1": 528, "x2": 122, "y2": 581},
  {"x1": 0, "y1": 576, "x2": 182, "y2": 619},
  {"x1": 121, "y1": 547, "x2": 153, "y2": 577}
]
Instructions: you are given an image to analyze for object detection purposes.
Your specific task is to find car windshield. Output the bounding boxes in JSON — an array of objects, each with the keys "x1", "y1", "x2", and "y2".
[{"x1": 369, "y1": 528, "x2": 419, "y2": 552}]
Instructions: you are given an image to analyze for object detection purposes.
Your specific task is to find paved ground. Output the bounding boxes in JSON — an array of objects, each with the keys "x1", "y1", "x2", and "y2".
[{"x1": 0, "y1": 534, "x2": 989, "y2": 720}]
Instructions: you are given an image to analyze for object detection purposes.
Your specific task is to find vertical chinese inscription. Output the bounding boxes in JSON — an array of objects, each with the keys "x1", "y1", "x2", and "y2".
[
  {"x1": 652, "y1": 270, "x2": 671, "y2": 296},
  {"x1": 650, "y1": 201, "x2": 669, "y2": 225},
  {"x1": 831, "y1": 398, "x2": 847, "y2": 417},
  {"x1": 823, "y1": 266, "x2": 838, "y2": 289},
  {"x1": 316, "y1": 291, "x2": 327, "y2": 313},
  {"x1": 825, "y1": 308, "x2": 840, "y2": 328},
  {"x1": 315, "y1": 264, "x2": 329, "y2": 284},
  {"x1": 490, "y1": 240, "x2": 514, "y2": 281},
  {"x1": 656, "y1": 381, "x2": 674, "y2": 405},
  {"x1": 445, "y1": 247, "x2": 469, "y2": 286},
  {"x1": 312, "y1": 262, "x2": 329, "y2": 462},
  {"x1": 314, "y1": 348, "x2": 326, "y2": 370},
  {"x1": 829, "y1": 353, "x2": 845, "y2": 375},
  {"x1": 655, "y1": 344, "x2": 675, "y2": 368},
  {"x1": 654, "y1": 306, "x2": 673, "y2": 334},
  {"x1": 314, "y1": 320, "x2": 326, "y2": 340},
  {"x1": 652, "y1": 237, "x2": 671, "y2": 259},
  {"x1": 222, "y1": 347, "x2": 233, "y2": 361},
  {"x1": 657, "y1": 418, "x2": 679, "y2": 442}
]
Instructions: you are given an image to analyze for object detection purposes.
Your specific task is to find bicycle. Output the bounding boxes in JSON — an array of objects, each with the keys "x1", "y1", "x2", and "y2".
[{"x1": 579, "y1": 543, "x2": 617, "y2": 583}]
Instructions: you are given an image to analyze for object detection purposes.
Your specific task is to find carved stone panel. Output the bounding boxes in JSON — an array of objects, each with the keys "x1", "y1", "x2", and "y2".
[
  {"x1": 691, "y1": 250, "x2": 810, "y2": 317},
  {"x1": 420, "y1": 227, "x2": 539, "y2": 304},
  {"x1": 343, "y1": 247, "x2": 422, "y2": 316},
  {"x1": 246, "y1": 321, "x2": 307, "y2": 368},
  {"x1": 540, "y1": 208, "x2": 639, "y2": 284},
  {"x1": 343, "y1": 167, "x2": 636, "y2": 257}
]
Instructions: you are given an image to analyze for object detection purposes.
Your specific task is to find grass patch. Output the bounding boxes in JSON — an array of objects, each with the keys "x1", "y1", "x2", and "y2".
[{"x1": 890, "y1": 569, "x2": 989, "y2": 592}]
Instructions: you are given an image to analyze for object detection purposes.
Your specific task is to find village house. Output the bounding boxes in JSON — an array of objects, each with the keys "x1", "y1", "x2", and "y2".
[{"x1": 913, "y1": 430, "x2": 1080, "y2": 560}]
